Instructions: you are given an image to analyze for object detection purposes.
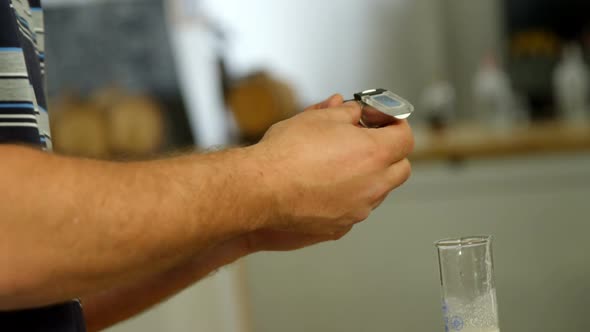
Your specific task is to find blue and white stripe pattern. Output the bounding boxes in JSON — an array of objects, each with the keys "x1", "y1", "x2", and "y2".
[
  {"x1": 0, "y1": 0, "x2": 50, "y2": 150},
  {"x1": 0, "y1": 1, "x2": 86, "y2": 331}
]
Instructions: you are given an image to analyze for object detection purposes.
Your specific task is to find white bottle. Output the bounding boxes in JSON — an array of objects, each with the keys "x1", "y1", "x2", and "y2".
[
  {"x1": 420, "y1": 79, "x2": 456, "y2": 130},
  {"x1": 473, "y1": 54, "x2": 517, "y2": 132},
  {"x1": 553, "y1": 43, "x2": 589, "y2": 125}
]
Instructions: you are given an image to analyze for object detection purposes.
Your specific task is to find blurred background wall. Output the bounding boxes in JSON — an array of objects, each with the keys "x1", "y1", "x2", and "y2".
[
  {"x1": 201, "y1": 0, "x2": 503, "y2": 119},
  {"x1": 442, "y1": 0, "x2": 504, "y2": 118},
  {"x1": 201, "y1": 0, "x2": 449, "y2": 106},
  {"x1": 245, "y1": 154, "x2": 590, "y2": 332}
]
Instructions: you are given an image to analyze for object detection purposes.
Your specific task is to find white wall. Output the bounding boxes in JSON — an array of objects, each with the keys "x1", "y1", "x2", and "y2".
[{"x1": 201, "y1": 0, "x2": 449, "y2": 105}]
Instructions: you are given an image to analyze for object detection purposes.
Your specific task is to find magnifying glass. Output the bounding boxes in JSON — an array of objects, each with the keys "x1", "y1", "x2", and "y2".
[{"x1": 346, "y1": 89, "x2": 414, "y2": 128}]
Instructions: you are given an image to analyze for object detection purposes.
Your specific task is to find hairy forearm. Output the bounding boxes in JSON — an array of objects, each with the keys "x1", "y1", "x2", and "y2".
[
  {"x1": 0, "y1": 145, "x2": 270, "y2": 310},
  {"x1": 82, "y1": 236, "x2": 251, "y2": 332},
  {"x1": 81, "y1": 229, "x2": 349, "y2": 330}
]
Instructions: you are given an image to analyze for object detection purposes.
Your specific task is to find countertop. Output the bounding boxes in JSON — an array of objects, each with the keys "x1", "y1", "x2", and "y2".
[{"x1": 411, "y1": 121, "x2": 590, "y2": 162}]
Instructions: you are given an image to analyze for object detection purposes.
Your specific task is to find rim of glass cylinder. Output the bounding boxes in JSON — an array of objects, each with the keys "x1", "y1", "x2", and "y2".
[{"x1": 435, "y1": 235, "x2": 492, "y2": 249}]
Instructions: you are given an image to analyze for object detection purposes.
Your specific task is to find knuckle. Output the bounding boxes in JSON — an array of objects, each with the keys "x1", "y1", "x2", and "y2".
[
  {"x1": 331, "y1": 228, "x2": 351, "y2": 241},
  {"x1": 400, "y1": 123, "x2": 415, "y2": 156},
  {"x1": 405, "y1": 135, "x2": 416, "y2": 156},
  {"x1": 399, "y1": 159, "x2": 412, "y2": 183},
  {"x1": 406, "y1": 133, "x2": 416, "y2": 156},
  {"x1": 266, "y1": 124, "x2": 279, "y2": 134},
  {"x1": 365, "y1": 136, "x2": 385, "y2": 162},
  {"x1": 353, "y1": 208, "x2": 371, "y2": 223},
  {"x1": 370, "y1": 183, "x2": 389, "y2": 202},
  {"x1": 269, "y1": 120, "x2": 286, "y2": 132},
  {"x1": 379, "y1": 181, "x2": 394, "y2": 199},
  {"x1": 243, "y1": 233, "x2": 258, "y2": 253},
  {"x1": 344, "y1": 103, "x2": 362, "y2": 121},
  {"x1": 322, "y1": 108, "x2": 340, "y2": 122},
  {"x1": 375, "y1": 145, "x2": 392, "y2": 164}
]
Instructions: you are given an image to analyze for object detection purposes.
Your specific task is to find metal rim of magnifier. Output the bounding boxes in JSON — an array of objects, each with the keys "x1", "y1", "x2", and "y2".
[
  {"x1": 358, "y1": 103, "x2": 414, "y2": 128},
  {"x1": 435, "y1": 235, "x2": 492, "y2": 249},
  {"x1": 344, "y1": 90, "x2": 414, "y2": 128},
  {"x1": 359, "y1": 92, "x2": 414, "y2": 121}
]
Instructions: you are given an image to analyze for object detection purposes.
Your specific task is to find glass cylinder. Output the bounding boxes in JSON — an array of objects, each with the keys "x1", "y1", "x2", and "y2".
[{"x1": 435, "y1": 236, "x2": 500, "y2": 332}]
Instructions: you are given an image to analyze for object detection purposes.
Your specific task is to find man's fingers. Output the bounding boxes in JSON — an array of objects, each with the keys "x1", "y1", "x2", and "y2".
[
  {"x1": 324, "y1": 101, "x2": 362, "y2": 124},
  {"x1": 365, "y1": 159, "x2": 411, "y2": 212},
  {"x1": 304, "y1": 95, "x2": 362, "y2": 125},
  {"x1": 304, "y1": 94, "x2": 344, "y2": 111},
  {"x1": 250, "y1": 228, "x2": 353, "y2": 252},
  {"x1": 326, "y1": 94, "x2": 344, "y2": 108},
  {"x1": 371, "y1": 193, "x2": 390, "y2": 210},
  {"x1": 369, "y1": 160, "x2": 410, "y2": 211},
  {"x1": 384, "y1": 158, "x2": 412, "y2": 190},
  {"x1": 330, "y1": 225, "x2": 354, "y2": 240},
  {"x1": 366, "y1": 120, "x2": 414, "y2": 164}
]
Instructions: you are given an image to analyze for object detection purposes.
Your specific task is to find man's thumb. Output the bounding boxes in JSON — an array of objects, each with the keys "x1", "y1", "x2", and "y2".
[{"x1": 304, "y1": 94, "x2": 344, "y2": 111}]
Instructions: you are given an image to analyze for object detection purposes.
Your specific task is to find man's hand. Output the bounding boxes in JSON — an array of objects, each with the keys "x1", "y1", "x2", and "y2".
[
  {"x1": 83, "y1": 225, "x2": 350, "y2": 331},
  {"x1": 79, "y1": 93, "x2": 412, "y2": 330},
  {"x1": 244, "y1": 227, "x2": 352, "y2": 252},
  {"x1": 248, "y1": 94, "x2": 414, "y2": 236},
  {"x1": 0, "y1": 92, "x2": 412, "y2": 316}
]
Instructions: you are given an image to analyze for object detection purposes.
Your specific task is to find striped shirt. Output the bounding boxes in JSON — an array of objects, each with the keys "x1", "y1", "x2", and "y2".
[
  {"x1": 1, "y1": 0, "x2": 85, "y2": 330},
  {"x1": 0, "y1": 0, "x2": 50, "y2": 149}
]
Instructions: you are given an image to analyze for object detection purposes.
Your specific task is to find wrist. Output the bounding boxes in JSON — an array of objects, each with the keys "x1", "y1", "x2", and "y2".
[
  {"x1": 234, "y1": 145, "x2": 280, "y2": 232},
  {"x1": 242, "y1": 142, "x2": 295, "y2": 231},
  {"x1": 190, "y1": 146, "x2": 278, "y2": 236}
]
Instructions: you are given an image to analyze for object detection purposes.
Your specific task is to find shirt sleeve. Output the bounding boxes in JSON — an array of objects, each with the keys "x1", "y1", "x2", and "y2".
[{"x1": 0, "y1": 0, "x2": 50, "y2": 149}]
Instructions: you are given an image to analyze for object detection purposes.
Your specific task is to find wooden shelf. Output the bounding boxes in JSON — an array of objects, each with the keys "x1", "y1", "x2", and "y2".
[{"x1": 410, "y1": 121, "x2": 590, "y2": 162}]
